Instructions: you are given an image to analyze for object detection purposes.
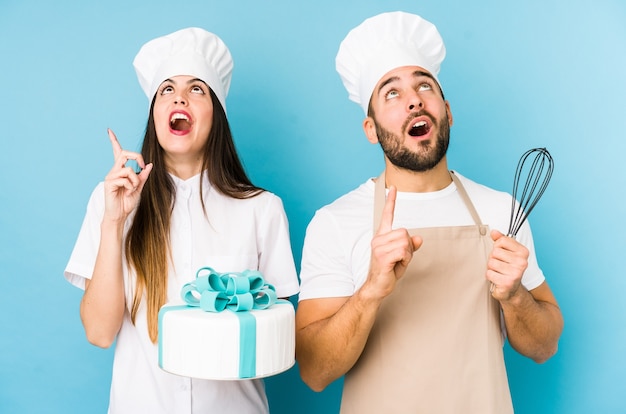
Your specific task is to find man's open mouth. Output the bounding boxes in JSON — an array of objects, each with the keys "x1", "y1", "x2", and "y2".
[{"x1": 409, "y1": 120, "x2": 430, "y2": 137}]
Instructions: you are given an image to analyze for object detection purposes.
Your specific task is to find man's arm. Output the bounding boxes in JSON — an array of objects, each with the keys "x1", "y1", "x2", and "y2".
[
  {"x1": 487, "y1": 230, "x2": 563, "y2": 363},
  {"x1": 499, "y1": 281, "x2": 563, "y2": 363},
  {"x1": 296, "y1": 187, "x2": 422, "y2": 391},
  {"x1": 295, "y1": 291, "x2": 382, "y2": 391}
]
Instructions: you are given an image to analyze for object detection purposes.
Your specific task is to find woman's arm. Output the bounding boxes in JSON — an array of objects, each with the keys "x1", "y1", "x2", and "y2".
[{"x1": 79, "y1": 129, "x2": 152, "y2": 348}]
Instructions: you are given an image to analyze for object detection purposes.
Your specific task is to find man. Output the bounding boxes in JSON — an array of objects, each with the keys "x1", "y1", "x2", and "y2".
[{"x1": 295, "y1": 11, "x2": 563, "y2": 413}]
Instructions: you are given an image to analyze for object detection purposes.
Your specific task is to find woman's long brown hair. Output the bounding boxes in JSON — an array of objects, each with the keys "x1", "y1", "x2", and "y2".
[{"x1": 125, "y1": 89, "x2": 263, "y2": 343}]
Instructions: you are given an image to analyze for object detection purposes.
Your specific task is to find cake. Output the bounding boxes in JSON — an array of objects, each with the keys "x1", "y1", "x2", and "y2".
[{"x1": 157, "y1": 267, "x2": 295, "y2": 380}]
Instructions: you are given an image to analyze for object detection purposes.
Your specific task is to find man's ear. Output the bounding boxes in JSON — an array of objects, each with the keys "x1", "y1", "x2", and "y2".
[
  {"x1": 363, "y1": 117, "x2": 379, "y2": 144},
  {"x1": 445, "y1": 100, "x2": 453, "y2": 126}
]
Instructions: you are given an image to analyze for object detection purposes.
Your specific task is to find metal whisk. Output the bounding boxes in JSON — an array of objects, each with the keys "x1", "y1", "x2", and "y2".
[{"x1": 507, "y1": 147, "x2": 554, "y2": 237}]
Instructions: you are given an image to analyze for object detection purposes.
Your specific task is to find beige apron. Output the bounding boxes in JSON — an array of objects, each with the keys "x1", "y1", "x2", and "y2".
[{"x1": 340, "y1": 172, "x2": 513, "y2": 414}]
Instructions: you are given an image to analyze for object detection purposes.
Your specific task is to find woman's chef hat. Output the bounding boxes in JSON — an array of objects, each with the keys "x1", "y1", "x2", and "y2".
[
  {"x1": 336, "y1": 12, "x2": 446, "y2": 114},
  {"x1": 133, "y1": 27, "x2": 233, "y2": 110}
]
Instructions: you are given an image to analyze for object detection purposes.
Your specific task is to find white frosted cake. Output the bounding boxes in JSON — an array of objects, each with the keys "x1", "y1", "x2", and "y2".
[{"x1": 157, "y1": 268, "x2": 295, "y2": 380}]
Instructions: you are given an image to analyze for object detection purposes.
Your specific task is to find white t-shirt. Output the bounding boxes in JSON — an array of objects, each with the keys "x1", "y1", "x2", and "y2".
[
  {"x1": 65, "y1": 172, "x2": 300, "y2": 414},
  {"x1": 299, "y1": 171, "x2": 545, "y2": 301}
]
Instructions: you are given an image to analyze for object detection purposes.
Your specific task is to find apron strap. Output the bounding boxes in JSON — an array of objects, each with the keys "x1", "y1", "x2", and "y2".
[
  {"x1": 373, "y1": 173, "x2": 386, "y2": 231},
  {"x1": 450, "y1": 171, "x2": 488, "y2": 235}
]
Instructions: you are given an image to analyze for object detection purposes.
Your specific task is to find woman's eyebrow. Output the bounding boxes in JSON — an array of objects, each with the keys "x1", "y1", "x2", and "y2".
[
  {"x1": 160, "y1": 78, "x2": 207, "y2": 86},
  {"x1": 186, "y1": 78, "x2": 207, "y2": 85}
]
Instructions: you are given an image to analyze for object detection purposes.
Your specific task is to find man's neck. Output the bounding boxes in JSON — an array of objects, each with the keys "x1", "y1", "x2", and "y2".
[{"x1": 383, "y1": 159, "x2": 452, "y2": 193}]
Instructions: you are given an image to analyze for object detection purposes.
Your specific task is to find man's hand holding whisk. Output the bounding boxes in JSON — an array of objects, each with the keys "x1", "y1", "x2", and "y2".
[
  {"x1": 484, "y1": 147, "x2": 561, "y2": 362},
  {"x1": 488, "y1": 147, "x2": 553, "y2": 299},
  {"x1": 486, "y1": 229, "x2": 529, "y2": 301}
]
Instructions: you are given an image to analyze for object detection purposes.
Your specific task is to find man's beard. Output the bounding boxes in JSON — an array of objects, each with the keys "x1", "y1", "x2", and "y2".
[{"x1": 375, "y1": 111, "x2": 450, "y2": 172}]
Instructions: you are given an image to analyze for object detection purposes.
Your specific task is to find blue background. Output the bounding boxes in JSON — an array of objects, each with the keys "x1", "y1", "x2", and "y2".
[{"x1": 1, "y1": 0, "x2": 625, "y2": 413}]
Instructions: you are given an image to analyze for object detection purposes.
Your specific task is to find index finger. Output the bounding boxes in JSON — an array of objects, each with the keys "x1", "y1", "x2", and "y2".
[
  {"x1": 377, "y1": 185, "x2": 397, "y2": 234},
  {"x1": 107, "y1": 128, "x2": 146, "y2": 170},
  {"x1": 108, "y1": 128, "x2": 123, "y2": 159}
]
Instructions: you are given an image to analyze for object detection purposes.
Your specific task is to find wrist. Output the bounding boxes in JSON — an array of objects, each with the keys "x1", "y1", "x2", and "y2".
[
  {"x1": 355, "y1": 280, "x2": 386, "y2": 310},
  {"x1": 499, "y1": 284, "x2": 530, "y2": 309},
  {"x1": 100, "y1": 216, "x2": 127, "y2": 239}
]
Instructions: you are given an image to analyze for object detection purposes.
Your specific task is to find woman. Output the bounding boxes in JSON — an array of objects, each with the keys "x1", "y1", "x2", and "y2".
[{"x1": 64, "y1": 27, "x2": 299, "y2": 413}]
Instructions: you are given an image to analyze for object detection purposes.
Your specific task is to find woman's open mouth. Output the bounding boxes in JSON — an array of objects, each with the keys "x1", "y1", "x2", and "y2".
[{"x1": 170, "y1": 111, "x2": 192, "y2": 132}]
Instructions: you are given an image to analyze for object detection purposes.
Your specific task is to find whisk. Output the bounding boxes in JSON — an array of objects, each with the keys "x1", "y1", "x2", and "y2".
[{"x1": 507, "y1": 147, "x2": 555, "y2": 237}]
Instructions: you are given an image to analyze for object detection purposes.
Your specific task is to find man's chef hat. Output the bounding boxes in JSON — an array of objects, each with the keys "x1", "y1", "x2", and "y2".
[
  {"x1": 336, "y1": 11, "x2": 446, "y2": 114},
  {"x1": 133, "y1": 27, "x2": 233, "y2": 111}
]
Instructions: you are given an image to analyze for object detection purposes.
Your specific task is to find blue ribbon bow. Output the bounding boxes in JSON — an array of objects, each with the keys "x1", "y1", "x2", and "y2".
[{"x1": 181, "y1": 267, "x2": 278, "y2": 312}]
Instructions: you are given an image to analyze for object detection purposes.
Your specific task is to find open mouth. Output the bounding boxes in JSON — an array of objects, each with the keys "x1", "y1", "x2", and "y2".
[
  {"x1": 170, "y1": 112, "x2": 192, "y2": 132},
  {"x1": 408, "y1": 120, "x2": 430, "y2": 137}
]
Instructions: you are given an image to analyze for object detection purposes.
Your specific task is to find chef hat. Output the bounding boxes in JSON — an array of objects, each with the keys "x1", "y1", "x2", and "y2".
[
  {"x1": 133, "y1": 27, "x2": 233, "y2": 110},
  {"x1": 336, "y1": 11, "x2": 446, "y2": 114}
]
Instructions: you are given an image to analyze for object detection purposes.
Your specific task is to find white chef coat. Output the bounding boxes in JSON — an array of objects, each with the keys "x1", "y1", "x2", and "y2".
[{"x1": 65, "y1": 172, "x2": 300, "y2": 414}]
